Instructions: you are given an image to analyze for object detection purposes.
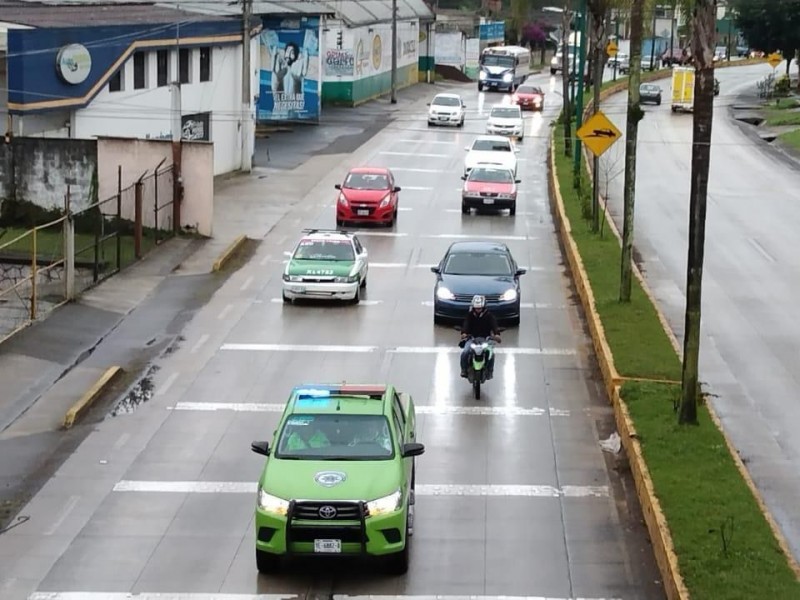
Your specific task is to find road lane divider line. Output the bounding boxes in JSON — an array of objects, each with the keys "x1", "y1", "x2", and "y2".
[
  {"x1": 219, "y1": 343, "x2": 576, "y2": 356},
  {"x1": 399, "y1": 185, "x2": 434, "y2": 190},
  {"x1": 154, "y1": 372, "x2": 180, "y2": 397},
  {"x1": 190, "y1": 334, "x2": 210, "y2": 354},
  {"x1": 269, "y1": 298, "x2": 384, "y2": 306},
  {"x1": 172, "y1": 401, "x2": 571, "y2": 417},
  {"x1": 388, "y1": 167, "x2": 443, "y2": 173},
  {"x1": 217, "y1": 304, "x2": 234, "y2": 320},
  {"x1": 112, "y1": 480, "x2": 608, "y2": 497},
  {"x1": 63, "y1": 366, "x2": 123, "y2": 430},
  {"x1": 240, "y1": 275, "x2": 255, "y2": 291},
  {"x1": 395, "y1": 139, "x2": 458, "y2": 145},
  {"x1": 379, "y1": 151, "x2": 449, "y2": 158}
]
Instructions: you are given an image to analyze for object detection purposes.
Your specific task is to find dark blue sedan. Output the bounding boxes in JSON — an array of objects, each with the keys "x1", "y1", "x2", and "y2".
[{"x1": 430, "y1": 241, "x2": 527, "y2": 326}]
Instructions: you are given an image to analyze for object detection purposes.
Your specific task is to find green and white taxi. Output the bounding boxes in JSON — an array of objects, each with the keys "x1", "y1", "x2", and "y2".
[
  {"x1": 250, "y1": 384, "x2": 424, "y2": 574},
  {"x1": 282, "y1": 229, "x2": 368, "y2": 304}
]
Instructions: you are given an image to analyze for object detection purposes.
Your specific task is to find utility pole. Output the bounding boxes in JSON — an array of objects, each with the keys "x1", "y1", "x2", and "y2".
[
  {"x1": 679, "y1": 0, "x2": 717, "y2": 425},
  {"x1": 619, "y1": 0, "x2": 644, "y2": 302},
  {"x1": 241, "y1": 0, "x2": 253, "y2": 171},
  {"x1": 572, "y1": 0, "x2": 588, "y2": 178},
  {"x1": 390, "y1": 0, "x2": 398, "y2": 104},
  {"x1": 612, "y1": 16, "x2": 619, "y2": 81},
  {"x1": 561, "y1": 0, "x2": 573, "y2": 156}
]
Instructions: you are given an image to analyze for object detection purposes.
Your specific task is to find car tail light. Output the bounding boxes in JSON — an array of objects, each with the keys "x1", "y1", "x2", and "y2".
[{"x1": 338, "y1": 193, "x2": 349, "y2": 207}]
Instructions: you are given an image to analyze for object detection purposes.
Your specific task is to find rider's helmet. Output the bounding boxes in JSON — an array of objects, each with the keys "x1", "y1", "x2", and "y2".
[{"x1": 470, "y1": 295, "x2": 486, "y2": 314}]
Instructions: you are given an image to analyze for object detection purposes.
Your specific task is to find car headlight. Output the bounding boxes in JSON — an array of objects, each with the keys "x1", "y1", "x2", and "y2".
[
  {"x1": 379, "y1": 194, "x2": 392, "y2": 207},
  {"x1": 479, "y1": 71, "x2": 487, "y2": 80},
  {"x1": 283, "y1": 274, "x2": 302, "y2": 282},
  {"x1": 499, "y1": 289, "x2": 518, "y2": 301},
  {"x1": 257, "y1": 487, "x2": 289, "y2": 515},
  {"x1": 334, "y1": 275, "x2": 359, "y2": 283},
  {"x1": 503, "y1": 73, "x2": 512, "y2": 82},
  {"x1": 497, "y1": 193, "x2": 515, "y2": 199},
  {"x1": 436, "y1": 286, "x2": 455, "y2": 300},
  {"x1": 366, "y1": 489, "x2": 402, "y2": 516},
  {"x1": 338, "y1": 193, "x2": 349, "y2": 206}
]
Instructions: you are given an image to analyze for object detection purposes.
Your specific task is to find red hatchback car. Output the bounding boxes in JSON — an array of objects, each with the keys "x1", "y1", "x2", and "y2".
[
  {"x1": 335, "y1": 167, "x2": 401, "y2": 227},
  {"x1": 513, "y1": 83, "x2": 545, "y2": 111},
  {"x1": 461, "y1": 165, "x2": 520, "y2": 216}
]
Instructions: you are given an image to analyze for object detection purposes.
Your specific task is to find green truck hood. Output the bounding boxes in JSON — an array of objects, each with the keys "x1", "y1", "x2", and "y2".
[
  {"x1": 261, "y1": 458, "x2": 403, "y2": 502},
  {"x1": 286, "y1": 259, "x2": 354, "y2": 277}
]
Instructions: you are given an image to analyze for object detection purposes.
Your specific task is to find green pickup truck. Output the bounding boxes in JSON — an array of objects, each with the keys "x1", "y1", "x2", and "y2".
[{"x1": 250, "y1": 384, "x2": 425, "y2": 574}]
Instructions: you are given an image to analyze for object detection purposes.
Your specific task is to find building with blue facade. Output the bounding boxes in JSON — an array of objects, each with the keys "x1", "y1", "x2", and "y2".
[{"x1": 2, "y1": 0, "x2": 261, "y2": 175}]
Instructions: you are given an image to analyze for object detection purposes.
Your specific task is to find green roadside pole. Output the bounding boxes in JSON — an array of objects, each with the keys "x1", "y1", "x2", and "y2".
[{"x1": 572, "y1": 0, "x2": 589, "y2": 177}]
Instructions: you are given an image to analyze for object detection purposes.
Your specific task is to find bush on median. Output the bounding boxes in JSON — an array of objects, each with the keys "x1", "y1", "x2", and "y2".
[{"x1": 551, "y1": 125, "x2": 800, "y2": 599}]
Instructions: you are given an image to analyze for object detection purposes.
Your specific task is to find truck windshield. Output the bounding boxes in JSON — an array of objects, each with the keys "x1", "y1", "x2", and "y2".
[
  {"x1": 275, "y1": 414, "x2": 395, "y2": 460},
  {"x1": 481, "y1": 55, "x2": 515, "y2": 68}
]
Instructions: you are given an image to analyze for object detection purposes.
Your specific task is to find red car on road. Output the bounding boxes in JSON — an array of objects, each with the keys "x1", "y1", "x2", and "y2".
[
  {"x1": 335, "y1": 167, "x2": 401, "y2": 227},
  {"x1": 461, "y1": 165, "x2": 520, "y2": 216},
  {"x1": 513, "y1": 83, "x2": 545, "y2": 111}
]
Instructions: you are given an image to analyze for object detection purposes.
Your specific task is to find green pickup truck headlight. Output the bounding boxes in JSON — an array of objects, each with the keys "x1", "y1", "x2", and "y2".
[
  {"x1": 258, "y1": 487, "x2": 289, "y2": 515},
  {"x1": 366, "y1": 489, "x2": 402, "y2": 516}
]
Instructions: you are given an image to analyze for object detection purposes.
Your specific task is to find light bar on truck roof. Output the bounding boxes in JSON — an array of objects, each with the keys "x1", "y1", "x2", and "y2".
[
  {"x1": 301, "y1": 228, "x2": 352, "y2": 236},
  {"x1": 293, "y1": 384, "x2": 387, "y2": 399}
]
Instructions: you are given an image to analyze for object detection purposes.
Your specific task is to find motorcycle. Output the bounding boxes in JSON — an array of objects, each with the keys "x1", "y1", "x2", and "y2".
[{"x1": 458, "y1": 334, "x2": 501, "y2": 400}]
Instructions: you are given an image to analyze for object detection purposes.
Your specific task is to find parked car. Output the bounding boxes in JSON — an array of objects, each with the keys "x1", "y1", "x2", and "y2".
[
  {"x1": 427, "y1": 93, "x2": 466, "y2": 127},
  {"x1": 335, "y1": 167, "x2": 400, "y2": 227},
  {"x1": 430, "y1": 241, "x2": 527, "y2": 326},
  {"x1": 639, "y1": 83, "x2": 662, "y2": 105},
  {"x1": 461, "y1": 166, "x2": 520, "y2": 216},
  {"x1": 513, "y1": 83, "x2": 544, "y2": 111}
]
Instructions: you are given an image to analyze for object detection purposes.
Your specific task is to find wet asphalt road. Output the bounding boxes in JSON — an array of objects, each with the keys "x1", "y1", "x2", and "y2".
[
  {"x1": 599, "y1": 62, "x2": 800, "y2": 561},
  {"x1": 0, "y1": 75, "x2": 663, "y2": 599}
]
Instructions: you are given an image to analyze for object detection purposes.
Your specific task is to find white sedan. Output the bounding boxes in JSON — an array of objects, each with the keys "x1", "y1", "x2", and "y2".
[
  {"x1": 427, "y1": 93, "x2": 466, "y2": 127},
  {"x1": 463, "y1": 135, "x2": 519, "y2": 177}
]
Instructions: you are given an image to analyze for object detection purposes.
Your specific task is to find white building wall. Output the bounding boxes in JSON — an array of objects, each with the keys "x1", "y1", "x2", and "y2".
[{"x1": 70, "y1": 40, "x2": 258, "y2": 176}]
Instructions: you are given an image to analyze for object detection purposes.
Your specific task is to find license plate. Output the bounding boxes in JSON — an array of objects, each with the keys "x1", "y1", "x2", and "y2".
[
  {"x1": 357, "y1": 209, "x2": 369, "y2": 216},
  {"x1": 291, "y1": 286, "x2": 306, "y2": 293},
  {"x1": 439, "y1": 116, "x2": 448, "y2": 120},
  {"x1": 314, "y1": 539, "x2": 341, "y2": 553},
  {"x1": 483, "y1": 198, "x2": 495, "y2": 205}
]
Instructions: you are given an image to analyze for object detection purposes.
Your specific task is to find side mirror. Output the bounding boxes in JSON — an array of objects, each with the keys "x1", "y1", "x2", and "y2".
[
  {"x1": 426, "y1": 102, "x2": 431, "y2": 106},
  {"x1": 430, "y1": 266, "x2": 440, "y2": 274},
  {"x1": 515, "y1": 179, "x2": 521, "y2": 184},
  {"x1": 516, "y1": 268, "x2": 527, "y2": 276},
  {"x1": 514, "y1": 148, "x2": 520, "y2": 153},
  {"x1": 461, "y1": 175, "x2": 467, "y2": 180},
  {"x1": 334, "y1": 183, "x2": 342, "y2": 190},
  {"x1": 464, "y1": 146, "x2": 471, "y2": 151},
  {"x1": 402, "y1": 442, "x2": 425, "y2": 458},
  {"x1": 251, "y1": 441, "x2": 270, "y2": 456},
  {"x1": 394, "y1": 186, "x2": 401, "y2": 192}
]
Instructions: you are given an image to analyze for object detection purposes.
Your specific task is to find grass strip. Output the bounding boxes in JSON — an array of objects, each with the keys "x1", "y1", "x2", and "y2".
[{"x1": 552, "y1": 129, "x2": 800, "y2": 599}]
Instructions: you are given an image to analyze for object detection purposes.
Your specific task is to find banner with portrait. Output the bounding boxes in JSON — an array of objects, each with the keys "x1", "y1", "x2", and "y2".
[{"x1": 258, "y1": 17, "x2": 321, "y2": 122}]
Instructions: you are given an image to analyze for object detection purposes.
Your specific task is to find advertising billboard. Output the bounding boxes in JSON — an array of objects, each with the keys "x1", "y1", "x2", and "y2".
[{"x1": 258, "y1": 17, "x2": 321, "y2": 122}]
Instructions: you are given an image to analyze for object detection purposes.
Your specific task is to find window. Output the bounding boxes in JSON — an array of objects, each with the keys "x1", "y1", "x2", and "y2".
[
  {"x1": 156, "y1": 49, "x2": 169, "y2": 86},
  {"x1": 109, "y1": 67, "x2": 123, "y2": 92},
  {"x1": 199, "y1": 47, "x2": 212, "y2": 82},
  {"x1": 393, "y1": 393, "x2": 406, "y2": 429},
  {"x1": 179, "y1": 48, "x2": 192, "y2": 84},
  {"x1": 133, "y1": 51, "x2": 147, "y2": 89}
]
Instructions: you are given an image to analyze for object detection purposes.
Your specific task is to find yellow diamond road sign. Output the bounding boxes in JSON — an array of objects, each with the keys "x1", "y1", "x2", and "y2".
[
  {"x1": 607, "y1": 41, "x2": 618, "y2": 57},
  {"x1": 768, "y1": 52, "x2": 782, "y2": 69},
  {"x1": 577, "y1": 110, "x2": 622, "y2": 158}
]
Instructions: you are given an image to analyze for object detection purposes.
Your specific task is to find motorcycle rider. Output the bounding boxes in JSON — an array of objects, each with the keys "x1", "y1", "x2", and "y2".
[{"x1": 460, "y1": 295, "x2": 501, "y2": 378}]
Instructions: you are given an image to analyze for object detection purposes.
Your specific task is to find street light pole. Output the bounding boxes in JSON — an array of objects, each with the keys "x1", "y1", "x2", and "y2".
[
  {"x1": 391, "y1": 0, "x2": 398, "y2": 104},
  {"x1": 241, "y1": 0, "x2": 253, "y2": 171},
  {"x1": 572, "y1": 0, "x2": 588, "y2": 177},
  {"x1": 650, "y1": 4, "x2": 657, "y2": 70}
]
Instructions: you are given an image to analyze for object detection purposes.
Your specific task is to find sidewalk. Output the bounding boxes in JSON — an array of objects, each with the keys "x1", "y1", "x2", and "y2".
[{"x1": 0, "y1": 80, "x2": 458, "y2": 529}]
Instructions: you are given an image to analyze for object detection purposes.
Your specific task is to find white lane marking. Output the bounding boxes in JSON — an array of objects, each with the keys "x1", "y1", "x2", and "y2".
[
  {"x1": 28, "y1": 595, "x2": 300, "y2": 600},
  {"x1": 389, "y1": 167, "x2": 442, "y2": 173},
  {"x1": 389, "y1": 346, "x2": 576, "y2": 356},
  {"x1": 350, "y1": 231, "x2": 409, "y2": 237},
  {"x1": 259, "y1": 254, "x2": 272, "y2": 266},
  {"x1": 173, "y1": 402, "x2": 570, "y2": 417},
  {"x1": 444, "y1": 208, "x2": 541, "y2": 215},
  {"x1": 221, "y1": 343, "x2": 378, "y2": 352},
  {"x1": 113, "y1": 432, "x2": 131, "y2": 450},
  {"x1": 240, "y1": 276, "x2": 255, "y2": 291},
  {"x1": 155, "y1": 372, "x2": 179, "y2": 397},
  {"x1": 432, "y1": 233, "x2": 531, "y2": 241},
  {"x1": 220, "y1": 344, "x2": 575, "y2": 356},
  {"x1": 396, "y1": 139, "x2": 457, "y2": 145},
  {"x1": 379, "y1": 151, "x2": 449, "y2": 158},
  {"x1": 190, "y1": 334, "x2": 210, "y2": 354},
  {"x1": 112, "y1": 481, "x2": 608, "y2": 497},
  {"x1": 398, "y1": 207, "x2": 413, "y2": 211},
  {"x1": 400, "y1": 185, "x2": 434, "y2": 190},
  {"x1": 44, "y1": 495, "x2": 80, "y2": 536},
  {"x1": 217, "y1": 304, "x2": 234, "y2": 320},
  {"x1": 337, "y1": 596, "x2": 621, "y2": 600},
  {"x1": 370, "y1": 262, "x2": 408, "y2": 268},
  {"x1": 269, "y1": 298, "x2": 384, "y2": 306},
  {"x1": 420, "y1": 301, "x2": 563, "y2": 309}
]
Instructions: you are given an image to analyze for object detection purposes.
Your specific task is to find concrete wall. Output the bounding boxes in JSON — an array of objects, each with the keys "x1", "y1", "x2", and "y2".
[
  {"x1": 0, "y1": 137, "x2": 96, "y2": 212},
  {"x1": 96, "y1": 137, "x2": 214, "y2": 236}
]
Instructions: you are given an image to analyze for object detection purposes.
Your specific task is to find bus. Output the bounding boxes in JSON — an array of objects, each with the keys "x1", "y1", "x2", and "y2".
[{"x1": 478, "y1": 45, "x2": 532, "y2": 92}]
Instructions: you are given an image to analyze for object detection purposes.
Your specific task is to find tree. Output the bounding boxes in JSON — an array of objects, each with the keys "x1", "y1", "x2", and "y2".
[
  {"x1": 679, "y1": 0, "x2": 716, "y2": 425},
  {"x1": 587, "y1": 0, "x2": 610, "y2": 232},
  {"x1": 619, "y1": 0, "x2": 644, "y2": 302},
  {"x1": 561, "y1": 1, "x2": 573, "y2": 157},
  {"x1": 730, "y1": 0, "x2": 800, "y2": 73}
]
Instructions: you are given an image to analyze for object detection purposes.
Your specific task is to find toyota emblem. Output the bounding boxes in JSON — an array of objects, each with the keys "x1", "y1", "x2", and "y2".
[{"x1": 318, "y1": 505, "x2": 337, "y2": 519}]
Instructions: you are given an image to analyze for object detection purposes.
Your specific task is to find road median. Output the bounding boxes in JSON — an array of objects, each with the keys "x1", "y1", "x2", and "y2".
[
  {"x1": 549, "y1": 65, "x2": 800, "y2": 599},
  {"x1": 63, "y1": 366, "x2": 123, "y2": 429},
  {"x1": 212, "y1": 235, "x2": 249, "y2": 272}
]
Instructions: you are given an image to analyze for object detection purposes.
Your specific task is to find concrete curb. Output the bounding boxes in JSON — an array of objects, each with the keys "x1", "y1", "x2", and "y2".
[
  {"x1": 546, "y1": 141, "x2": 689, "y2": 600},
  {"x1": 212, "y1": 235, "x2": 248, "y2": 272},
  {"x1": 583, "y1": 67, "x2": 800, "y2": 583},
  {"x1": 63, "y1": 366, "x2": 123, "y2": 430}
]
